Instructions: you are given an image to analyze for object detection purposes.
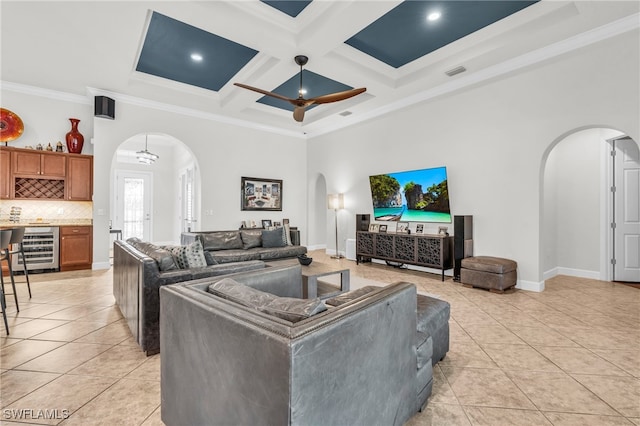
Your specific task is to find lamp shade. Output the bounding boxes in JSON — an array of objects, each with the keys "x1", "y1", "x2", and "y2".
[{"x1": 327, "y1": 193, "x2": 345, "y2": 210}]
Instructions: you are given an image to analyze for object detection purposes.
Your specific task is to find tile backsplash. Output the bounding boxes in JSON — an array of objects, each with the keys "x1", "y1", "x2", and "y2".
[{"x1": 0, "y1": 200, "x2": 93, "y2": 222}]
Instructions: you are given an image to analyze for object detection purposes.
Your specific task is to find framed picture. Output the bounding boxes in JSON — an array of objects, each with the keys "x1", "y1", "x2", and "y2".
[
  {"x1": 368, "y1": 223, "x2": 380, "y2": 233},
  {"x1": 438, "y1": 226, "x2": 449, "y2": 236},
  {"x1": 379, "y1": 224, "x2": 388, "y2": 233},
  {"x1": 261, "y1": 219, "x2": 272, "y2": 228},
  {"x1": 282, "y1": 218, "x2": 290, "y2": 225},
  {"x1": 396, "y1": 222, "x2": 409, "y2": 233},
  {"x1": 241, "y1": 177, "x2": 282, "y2": 211},
  {"x1": 274, "y1": 221, "x2": 281, "y2": 227},
  {"x1": 415, "y1": 224, "x2": 424, "y2": 234}
]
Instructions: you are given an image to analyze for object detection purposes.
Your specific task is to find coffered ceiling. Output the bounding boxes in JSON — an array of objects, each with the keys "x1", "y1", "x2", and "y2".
[{"x1": 1, "y1": 1, "x2": 638, "y2": 138}]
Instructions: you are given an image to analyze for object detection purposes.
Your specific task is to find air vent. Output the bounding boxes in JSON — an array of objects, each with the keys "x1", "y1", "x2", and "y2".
[
  {"x1": 445, "y1": 66, "x2": 467, "y2": 77},
  {"x1": 339, "y1": 111, "x2": 353, "y2": 117}
]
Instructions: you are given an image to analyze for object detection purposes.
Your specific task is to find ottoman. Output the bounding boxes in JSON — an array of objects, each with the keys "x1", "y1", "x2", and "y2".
[{"x1": 460, "y1": 256, "x2": 517, "y2": 293}]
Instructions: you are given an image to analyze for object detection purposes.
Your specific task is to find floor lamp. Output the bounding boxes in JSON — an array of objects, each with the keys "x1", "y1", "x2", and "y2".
[{"x1": 328, "y1": 193, "x2": 345, "y2": 259}]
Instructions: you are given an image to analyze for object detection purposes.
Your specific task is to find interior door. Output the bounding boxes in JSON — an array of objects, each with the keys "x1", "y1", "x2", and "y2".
[
  {"x1": 613, "y1": 137, "x2": 640, "y2": 282},
  {"x1": 114, "y1": 170, "x2": 153, "y2": 241}
]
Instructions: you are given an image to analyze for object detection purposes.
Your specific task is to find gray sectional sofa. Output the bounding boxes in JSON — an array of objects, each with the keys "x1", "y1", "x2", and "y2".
[
  {"x1": 180, "y1": 228, "x2": 306, "y2": 263},
  {"x1": 160, "y1": 264, "x2": 450, "y2": 426}
]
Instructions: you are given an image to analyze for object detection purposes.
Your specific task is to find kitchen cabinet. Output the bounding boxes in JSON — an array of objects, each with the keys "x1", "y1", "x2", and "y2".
[
  {"x1": 12, "y1": 150, "x2": 66, "y2": 178},
  {"x1": 60, "y1": 225, "x2": 93, "y2": 271},
  {"x1": 66, "y1": 156, "x2": 93, "y2": 201},
  {"x1": 0, "y1": 149, "x2": 10, "y2": 199}
]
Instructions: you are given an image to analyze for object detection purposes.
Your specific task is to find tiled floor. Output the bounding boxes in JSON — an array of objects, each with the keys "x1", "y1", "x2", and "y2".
[{"x1": 1, "y1": 250, "x2": 639, "y2": 425}]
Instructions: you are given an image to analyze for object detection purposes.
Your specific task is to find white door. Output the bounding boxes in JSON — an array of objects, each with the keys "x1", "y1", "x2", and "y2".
[
  {"x1": 613, "y1": 137, "x2": 640, "y2": 282},
  {"x1": 114, "y1": 170, "x2": 153, "y2": 241}
]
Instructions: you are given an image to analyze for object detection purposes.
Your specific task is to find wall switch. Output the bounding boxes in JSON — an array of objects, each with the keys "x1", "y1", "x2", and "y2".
[{"x1": 57, "y1": 208, "x2": 64, "y2": 215}]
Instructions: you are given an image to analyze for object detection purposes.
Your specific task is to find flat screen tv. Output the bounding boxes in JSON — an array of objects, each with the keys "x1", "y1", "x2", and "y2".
[{"x1": 368, "y1": 166, "x2": 451, "y2": 223}]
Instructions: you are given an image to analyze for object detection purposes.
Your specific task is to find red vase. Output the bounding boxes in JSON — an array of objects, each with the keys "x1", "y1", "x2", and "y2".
[{"x1": 65, "y1": 118, "x2": 84, "y2": 154}]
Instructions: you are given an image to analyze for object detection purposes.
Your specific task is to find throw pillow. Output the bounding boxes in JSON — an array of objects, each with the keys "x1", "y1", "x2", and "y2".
[
  {"x1": 163, "y1": 245, "x2": 188, "y2": 269},
  {"x1": 184, "y1": 240, "x2": 207, "y2": 268},
  {"x1": 208, "y1": 278, "x2": 327, "y2": 323},
  {"x1": 203, "y1": 250, "x2": 218, "y2": 266},
  {"x1": 262, "y1": 228, "x2": 286, "y2": 248},
  {"x1": 240, "y1": 230, "x2": 262, "y2": 249}
]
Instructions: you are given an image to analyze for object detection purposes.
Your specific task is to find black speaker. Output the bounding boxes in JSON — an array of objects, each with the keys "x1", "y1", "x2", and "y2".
[
  {"x1": 356, "y1": 214, "x2": 370, "y2": 232},
  {"x1": 454, "y1": 215, "x2": 473, "y2": 281},
  {"x1": 94, "y1": 96, "x2": 115, "y2": 119}
]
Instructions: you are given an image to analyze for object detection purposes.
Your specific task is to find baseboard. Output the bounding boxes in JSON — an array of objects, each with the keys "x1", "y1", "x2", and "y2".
[
  {"x1": 92, "y1": 261, "x2": 111, "y2": 270},
  {"x1": 516, "y1": 280, "x2": 545, "y2": 292},
  {"x1": 307, "y1": 244, "x2": 325, "y2": 251},
  {"x1": 544, "y1": 267, "x2": 600, "y2": 280}
]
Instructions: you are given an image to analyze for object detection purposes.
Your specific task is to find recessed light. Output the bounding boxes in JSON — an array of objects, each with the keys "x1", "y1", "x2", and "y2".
[
  {"x1": 190, "y1": 53, "x2": 203, "y2": 62},
  {"x1": 427, "y1": 11, "x2": 441, "y2": 22}
]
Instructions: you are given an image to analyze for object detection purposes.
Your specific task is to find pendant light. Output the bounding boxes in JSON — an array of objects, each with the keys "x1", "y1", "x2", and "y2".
[{"x1": 137, "y1": 134, "x2": 159, "y2": 165}]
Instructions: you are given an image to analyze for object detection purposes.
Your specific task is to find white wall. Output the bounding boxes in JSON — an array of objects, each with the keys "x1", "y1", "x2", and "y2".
[
  {"x1": 543, "y1": 128, "x2": 623, "y2": 279},
  {"x1": 306, "y1": 30, "x2": 640, "y2": 290}
]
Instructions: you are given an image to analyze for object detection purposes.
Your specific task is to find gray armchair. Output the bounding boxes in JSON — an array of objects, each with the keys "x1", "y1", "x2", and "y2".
[{"x1": 160, "y1": 264, "x2": 424, "y2": 426}]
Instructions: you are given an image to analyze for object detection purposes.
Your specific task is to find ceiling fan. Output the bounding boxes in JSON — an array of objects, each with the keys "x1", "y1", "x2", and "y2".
[{"x1": 234, "y1": 55, "x2": 366, "y2": 122}]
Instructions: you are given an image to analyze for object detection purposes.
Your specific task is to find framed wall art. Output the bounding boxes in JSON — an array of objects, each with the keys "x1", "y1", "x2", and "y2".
[{"x1": 241, "y1": 177, "x2": 283, "y2": 211}]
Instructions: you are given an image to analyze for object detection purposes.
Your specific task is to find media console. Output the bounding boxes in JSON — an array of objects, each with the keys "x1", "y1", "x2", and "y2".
[{"x1": 356, "y1": 231, "x2": 453, "y2": 281}]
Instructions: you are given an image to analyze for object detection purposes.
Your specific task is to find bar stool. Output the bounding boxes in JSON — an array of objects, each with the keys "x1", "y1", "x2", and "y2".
[
  {"x1": 0, "y1": 229, "x2": 19, "y2": 313},
  {"x1": 8, "y1": 227, "x2": 32, "y2": 299},
  {"x1": 0, "y1": 230, "x2": 10, "y2": 334}
]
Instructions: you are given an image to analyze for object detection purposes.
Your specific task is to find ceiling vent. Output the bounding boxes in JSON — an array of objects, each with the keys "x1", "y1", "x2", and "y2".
[
  {"x1": 445, "y1": 66, "x2": 467, "y2": 77},
  {"x1": 339, "y1": 111, "x2": 353, "y2": 117}
]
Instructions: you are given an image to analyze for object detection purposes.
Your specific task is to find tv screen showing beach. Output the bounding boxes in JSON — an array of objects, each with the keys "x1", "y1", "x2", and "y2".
[{"x1": 368, "y1": 166, "x2": 451, "y2": 223}]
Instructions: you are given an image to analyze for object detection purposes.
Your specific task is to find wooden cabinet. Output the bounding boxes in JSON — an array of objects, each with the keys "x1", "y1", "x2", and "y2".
[
  {"x1": 0, "y1": 149, "x2": 10, "y2": 199},
  {"x1": 66, "y1": 156, "x2": 93, "y2": 201},
  {"x1": 356, "y1": 231, "x2": 453, "y2": 281},
  {"x1": 12, "y1": 150, "x2": 66, "y2": 178},
  {"x1": 60, "y1": 226, "x2": 93, "y2": 271}
]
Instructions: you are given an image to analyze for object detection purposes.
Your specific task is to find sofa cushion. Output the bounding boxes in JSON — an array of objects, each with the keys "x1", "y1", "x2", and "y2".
[
  {"x1": 210, "y1": 249, "x2": 262, "y2": 264},
  {"x1": 325, "y1": 286, "x2": 379, "y2": 307},
  {"x1": 200, "y1": 231, "x2": 243, "y2": 251},
  {"x1": 461, "y1": 256, "x2": 517, "y2": 274},
  {"x1": 255, "y1": 245, "x2": 307, "y2": 260},
  {"x1": 262, "y1": 228, "x2": 286, "y2": 248},
  {"x1": 208, "y1": 278, "x2": 327, "y2": 323},
  {"x1": 240, "y1": 230, "x2": 262, "y2": 249}
]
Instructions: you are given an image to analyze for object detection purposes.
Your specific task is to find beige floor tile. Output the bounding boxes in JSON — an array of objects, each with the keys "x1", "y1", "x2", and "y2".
[
  {"x1": 572, "y1": 374, "x2": 640, "y2": 417},
  {"x1": 2, "y1": 319, "x2": 69, "y2": 339},
  {"x1": 68, "y1": 344, "x2": 147, "y2": 378},
  {"x1": 9, "y1": 304, "x2": 70, "y2": 320},
  {"x1": 15, "y1": 342, "x2": 113, "y2": 374},
  {"x1": 507, "y1": 325, "x2": 579, "y2": 347},
  {"x1": 552, "y1": 327, "x2": 640, "y2": 351},
  {"x1": 0, "y1": 337, "x2": 22, "y2": 348},
  {"x1": 0, "y1": 340, "x2": 65, "y2": 370},
  {"x1": 534, "y1": 346, "x2": 630, "y2": 376},
  {"x1": 72, "y1": 319, "x2": 131, "y2": 345},
  {"x1": 140, "y1": 406, "x2": 164, "y2": 426},
  {"x1": 542, "y1": 412, "x2": 635, "y2": 425},
  {"x1": 59, "y1": 378, "x2": 160, "y2": 426},
  {"x1": 40, "y1": 305, "x2": 109, "y2": 321},
  {"x1": 0, "y1": 370, "x2": 60, "y2": 408},
  {"x1": 2, "y1": 374, "x2": 116, "y2": 425},
  {"x1": 430, "y1": 365, "x2": 458, "y2": 404},
  {"x1": 449, "y1": 321, "x2": 474, "y2": 343},
  {"x1": 75, "y1": 306, "x2": 123, "y2": 324},
  {"x1": 628, "y1": 418, "x2": 640, "y2": 425},
  {"x1": 590, "y1": 349, "x2": 640, "y2": 378},
  {"x1": 439, "y1": 342, "x2": 498, "y2": 369},
  {"x1": 441, "y1": 367, "x2": 535, "y2": 409},
  {"x1": 126, "y1": 354, "x2": 161, "y2": 381},
  {"x1": 464, "y1": 406, "x2": 552, "y2": 425},
  {"x1": 506, "y1": 370, "x2": 618, "y2": 415},
  {"x1": 461, "y1": 324, "x2": 526, "y2": 345},
  {"x1": 481, "y1": 343, "x2": 560, "y2": 372},
  {"x1": 406, "y1": 403, "x2": 471, "y2": 426},
  {"x1": 30, "y1": 321, "x2": 109, "y2": 342}
]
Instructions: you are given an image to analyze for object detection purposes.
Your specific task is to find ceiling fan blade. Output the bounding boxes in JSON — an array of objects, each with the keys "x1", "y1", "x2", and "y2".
[
  {"x1": 293, "y1": 107, "x2": 305, "y2": 122},
  {"x1": 309, "y1": 87, "x2": 367, "y2": 104},
  {"x1": 234, "y1": 83, "x2": 293, "y2": 103}
]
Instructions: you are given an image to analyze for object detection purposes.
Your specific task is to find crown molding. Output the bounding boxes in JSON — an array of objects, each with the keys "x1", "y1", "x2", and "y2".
[{"x1": 1, "y1": 81, "x2": 91, "y2": 105}]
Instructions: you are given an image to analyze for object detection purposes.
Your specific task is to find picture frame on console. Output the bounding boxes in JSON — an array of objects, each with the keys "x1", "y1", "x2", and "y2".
[
  {"x1": 396, "y1": 222, "x2": 409, "y2": 233},
  {"x1": 415, "y1": 224, "x2": 424, "y2": 234},
  {"x1": 261, "y1": 219, "x2": 272, "y2": 228},
  {"x1": 379, "y1": 224, "x2": 388, "y2": 233},
  {"x1": 241, "y1": 177, "x2": 282, "y2": 211},
  {"x1": 368, "y1": 223, "x2": 380, "y2": 233}
]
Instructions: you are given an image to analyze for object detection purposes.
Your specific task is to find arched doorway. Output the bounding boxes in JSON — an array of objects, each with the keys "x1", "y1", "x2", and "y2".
[
  {"x1": 109, "y1": 133, "x2": 200, "y2": 247},
  {"x1": 541, "y1": 127, "x2": 639, "y2": 283}
]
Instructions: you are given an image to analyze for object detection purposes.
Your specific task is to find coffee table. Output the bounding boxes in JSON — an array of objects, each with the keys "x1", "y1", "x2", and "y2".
[{"x1": 300, "y1": 261, "x2": 350, "y2": 299}]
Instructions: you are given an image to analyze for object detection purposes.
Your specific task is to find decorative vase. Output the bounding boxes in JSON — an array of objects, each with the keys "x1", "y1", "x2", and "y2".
[{"x1": 65, "y1": 118, "x2": 84, "y2": 153}]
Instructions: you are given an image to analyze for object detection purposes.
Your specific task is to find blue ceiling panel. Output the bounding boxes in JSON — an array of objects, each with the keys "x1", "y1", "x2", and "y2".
[
  {"x1": 346, "y1": 1, "x2": 539, "y2": 68},
  {"x1": 257, "y1": 70, "x2": 353, "y2": 112},
  {"x1": 137, "y1": 12, "x2": 258, "y2": 92},
  {"x1": 261, "y1": 1, "x2": 312, "y2": 17}
]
